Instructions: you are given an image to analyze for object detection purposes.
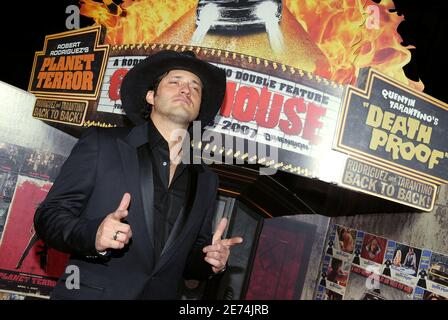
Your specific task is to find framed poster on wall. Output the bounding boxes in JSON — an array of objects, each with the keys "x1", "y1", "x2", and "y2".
[{"x1": 245, "y1": 217, "x2": 316, "y2": 299}]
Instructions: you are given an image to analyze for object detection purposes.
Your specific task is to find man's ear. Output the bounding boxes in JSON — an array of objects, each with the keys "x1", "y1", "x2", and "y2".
[{"x1": 146, "y1": 90, "x2": 155, "y2": 105}]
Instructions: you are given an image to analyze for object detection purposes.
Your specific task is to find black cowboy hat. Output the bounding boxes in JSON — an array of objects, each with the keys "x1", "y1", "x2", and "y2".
[{"x1": 120, "y1": 50, "x2": 226, "y2": 128}]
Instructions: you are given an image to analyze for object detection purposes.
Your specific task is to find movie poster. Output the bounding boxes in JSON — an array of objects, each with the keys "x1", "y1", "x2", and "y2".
[
  {"x1": 344, "y1": 265, "x2": 413, "y2": 300},
  {"x1": 0, "y1": 142, "x2": 69, "y2": 298},
  {"x1": 414, "y1": 287, "x2": 447, "y2": 300},
  {"x1": 360, "y1": 233, "x2": 387, "y2": 265},
  {"x1": 0, "y1": 171, "x2": 18, "y2": 239},
  {"x1": 316, "y1": 254, "x2": 351, "y2": 300},
  {"x1": 317, "y1": 224, "x2": 448, "y2": 300},
  {"x1": 382, "y1": 241, "x2": 421, "y2": 282},
  {"x1": 414, "y1": 250, "x2": 448, "y2": 298},
  {"x1": 333, "y1": 225, "x2": 357, "y2": 255},
  {"x1": 0, "y1": 290, "x2": 26, "y2": 300},
  {"x1": 0, "y1": 81, "x2": 77, "y2": 299},
  {"x1": 244, "y1": 218, "x2": 316, "y2": 299}
]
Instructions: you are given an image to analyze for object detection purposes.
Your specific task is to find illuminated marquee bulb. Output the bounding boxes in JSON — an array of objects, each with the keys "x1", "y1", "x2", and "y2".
[{"x1": 274, "y1": 162, "x2": 283, "y2": 168}]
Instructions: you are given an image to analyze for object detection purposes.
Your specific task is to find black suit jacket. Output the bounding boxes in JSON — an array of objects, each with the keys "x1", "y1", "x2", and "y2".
[{"x1": 34, "y1": 123, "x2": 218, "y2": 299}]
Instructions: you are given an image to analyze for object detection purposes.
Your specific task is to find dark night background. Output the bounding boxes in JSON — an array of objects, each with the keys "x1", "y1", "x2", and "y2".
[{"x1": 1, "y1": 0, "x2": 447, "y2": 104}]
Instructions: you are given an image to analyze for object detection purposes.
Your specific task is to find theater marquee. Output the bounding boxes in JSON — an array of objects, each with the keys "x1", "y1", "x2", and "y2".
[
  {"x1": 28, "y1": 26, "x2": 109, "y2": 126},
  {"x1": 335, "y1": 68, "x2": 448, "y2": 185}
]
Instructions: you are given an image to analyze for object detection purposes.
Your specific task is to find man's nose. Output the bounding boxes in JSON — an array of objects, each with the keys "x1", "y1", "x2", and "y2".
[{"x1": 179, "y1": 82, "x2": 191, "y2": 95}]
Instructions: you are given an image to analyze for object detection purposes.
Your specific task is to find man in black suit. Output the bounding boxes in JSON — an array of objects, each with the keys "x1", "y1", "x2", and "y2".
[{"x1": 34, "y1": 50, "x2": 243, "y2": 299}]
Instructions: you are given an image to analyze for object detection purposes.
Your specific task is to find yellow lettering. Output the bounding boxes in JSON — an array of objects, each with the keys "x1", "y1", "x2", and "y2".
[
  {"x1": 390, "y1": 116, "x2": 407, "y2": 136},
  {"x1": 406, "y1": 118, "x2": 420, "y2": 139},
  {"x1": 385, "y1": 133, "x2": 401, "y2": 160},
  {"x1": 370, "y1": 128, "x2": 388, "y2": 150},
  {"x1": 429, "y1": 150, "x2": 444, "y2": 169},
  {"x1": 382, "y1": 111, "x2": 395, "y2": 131},
  {"x1": 414, "y1": 144, "x2": 431, "y2": 163},
  {"x1": 416, "y1": 124, "x2": 432, "y2": 144},
  {"x1": 366, "y1": 105, "x2": 383, "y2": 127}
]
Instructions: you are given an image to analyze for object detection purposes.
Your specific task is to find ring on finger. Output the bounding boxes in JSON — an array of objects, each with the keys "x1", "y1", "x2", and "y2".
[{"x1": 113, "y1": 230, "x2": 121, "y2": 241}]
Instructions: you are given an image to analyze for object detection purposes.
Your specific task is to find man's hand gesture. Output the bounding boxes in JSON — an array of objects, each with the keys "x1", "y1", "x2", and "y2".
[
  {"x1": 203, "y1": 218, "x2": 243, "y2": 273},
  {"x1": 95, "y1": 193, "x2": 133, "y2": 252}
]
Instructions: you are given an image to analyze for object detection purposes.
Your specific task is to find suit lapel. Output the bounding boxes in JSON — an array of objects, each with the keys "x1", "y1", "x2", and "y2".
[
  {"x1": 153, "y1": 165, "x2": 205, "y2": 274},
  {"x1": 116, "y1": 138, "x2": 141, "y2": 211},
  {"x1": 160, "y1": 165, "x2": 198, "y2": 257},
  {"x1": 117, "y1": 123, "x2": 155, "y2": 252},
  {"x1": 137, "y1": 145, "x2": 155, "y2": 250}
]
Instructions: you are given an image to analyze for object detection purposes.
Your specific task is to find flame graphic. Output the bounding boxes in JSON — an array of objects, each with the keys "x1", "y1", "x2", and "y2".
[
  {"x1": 80, "y1": 0, "x2": 422, "y2": 90},
  {"x1": 286, "y1": 0, "x2": 422, "y2": 89},
  {"x1": 80, "y1": 0, "x2": 196, "y2": 44}
]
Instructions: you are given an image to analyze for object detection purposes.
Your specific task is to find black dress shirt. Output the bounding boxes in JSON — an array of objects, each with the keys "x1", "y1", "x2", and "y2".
[{"x1": 146, "y1": 119, "x2": 190, "y2": 259}]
